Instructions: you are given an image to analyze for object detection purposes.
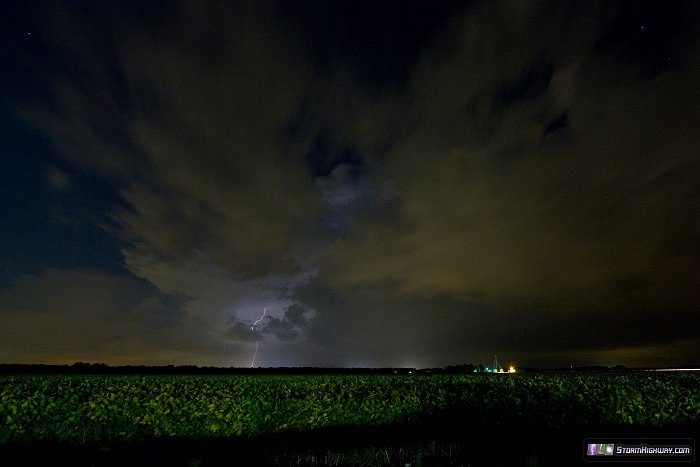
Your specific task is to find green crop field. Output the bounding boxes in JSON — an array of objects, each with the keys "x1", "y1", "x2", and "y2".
[{"x1": 1, "y1": 372, "x2": 698, "y2": 466}]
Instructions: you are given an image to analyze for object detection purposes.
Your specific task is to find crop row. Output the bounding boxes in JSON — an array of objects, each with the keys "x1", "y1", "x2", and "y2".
[{"x1": 1, "y1": 372, "x2": 698, "y2": 445}]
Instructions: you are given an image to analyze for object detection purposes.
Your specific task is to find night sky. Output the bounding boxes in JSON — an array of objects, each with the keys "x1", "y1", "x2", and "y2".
[{"x1": 2, "y1": 1, "x2": 699, "y2": 369}]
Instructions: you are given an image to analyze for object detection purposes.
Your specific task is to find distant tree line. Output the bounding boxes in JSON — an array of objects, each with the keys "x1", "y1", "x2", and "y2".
[
  {"x1": 0, "y1": 362, "x2": 635, "y2": 375},
  {"x1": 0, "y1": 363, "x2": 422, "y2": 375}
]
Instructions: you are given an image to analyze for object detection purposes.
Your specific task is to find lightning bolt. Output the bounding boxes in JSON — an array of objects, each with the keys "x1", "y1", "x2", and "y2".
[
  {"x1": 250, "y1": 342, "x2": 260, "y2": 368},
  {"x1": 251, "y1": 307, "x2": 267, "y2": 331},
  {"x1": 250, "y1": 307, "x2": 267, "y2": 368}
]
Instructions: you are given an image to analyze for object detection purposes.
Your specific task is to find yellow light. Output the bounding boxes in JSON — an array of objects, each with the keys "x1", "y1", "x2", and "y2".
[{"x1": 509, "y1": 366, "x2": 516, "y2": 373}]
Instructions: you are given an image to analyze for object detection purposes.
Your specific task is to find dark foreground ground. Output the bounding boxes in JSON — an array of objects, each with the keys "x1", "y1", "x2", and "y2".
[{"x1": 2, "y1": 418, "x2": 696, "y2": 466}]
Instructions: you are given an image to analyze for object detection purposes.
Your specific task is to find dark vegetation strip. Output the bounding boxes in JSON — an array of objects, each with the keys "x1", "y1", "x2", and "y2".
[{"x1": 1, "y1": 373, "x2": 698, "y2": 466}]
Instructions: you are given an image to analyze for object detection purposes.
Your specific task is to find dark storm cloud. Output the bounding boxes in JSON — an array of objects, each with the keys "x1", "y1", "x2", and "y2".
[
  {"x1": 225, "y1": 320, "x2": 264, "y2": 343},
  {"x1": 262, "y1": 304, "x2": 315, "y2": 341},
  {"x1": 0, "y1": 268, "x2": 219, "y2": 365},
  {"x1": 262, "y1": 317, "x2": 298, "y2": 342},
  {"x1": 283, "y1": 304, "x2": 309, "y2": 328},
  {"x1": 9, "y1": 0, "x2": 700, "y2": 367},
  {"x1": 298, "y1": 0, "x2": 700, "y2": 366}
]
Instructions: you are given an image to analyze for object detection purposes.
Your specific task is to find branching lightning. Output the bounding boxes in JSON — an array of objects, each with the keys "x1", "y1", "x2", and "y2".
[
  {"x1": 251, "y1": 307, "x2": 267, "y2": 331},
  {"x1": 250, "y1": 307, "x2": 266, "y2": 368}
]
